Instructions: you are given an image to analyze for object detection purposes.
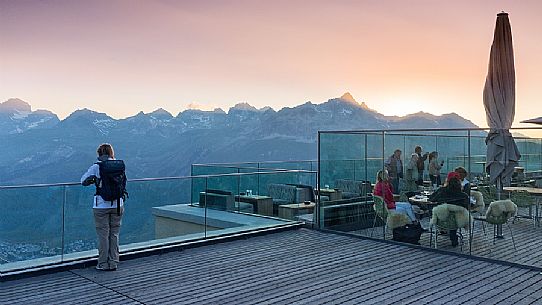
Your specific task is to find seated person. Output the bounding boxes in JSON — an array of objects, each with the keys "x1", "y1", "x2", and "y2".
[
  {"x1": 428, "y1": 172, "x2": 469, "y2": 247},
  {"x1": 374, "y1": 169, "x2": 418, "y2": 223},
  {"x1": 454, "y1": 166, "x2": 470, "y2": 194}
]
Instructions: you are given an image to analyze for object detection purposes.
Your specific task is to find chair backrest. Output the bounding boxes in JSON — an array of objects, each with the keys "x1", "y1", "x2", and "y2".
[
  {"x1": 485, "y1": 199, "x2": 518, "y2": 225},
  {"x1": 431, "y1": 203, "x2": 471, "y2": 230},
  {"x1": 470, "y1": 190, "x2": 485, "y2": 213},
  {"x1": 335, "y1": 179, "x2": 372, "y2": 197},
  {"x1": 372, "y1": 195, "x2": 389, "y2": 219},
  {"x1": 267, "y1": 183, "x2": 297, "y2": 203}
]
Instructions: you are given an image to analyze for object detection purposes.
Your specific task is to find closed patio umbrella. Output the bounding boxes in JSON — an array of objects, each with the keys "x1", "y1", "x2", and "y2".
[{"x1": 483, "y1": 12, "x2": 521, "y2": 188}]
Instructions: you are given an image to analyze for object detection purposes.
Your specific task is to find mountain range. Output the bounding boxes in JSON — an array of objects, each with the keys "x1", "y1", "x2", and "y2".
[{"x1": 0, "y1": 93, "x2": 478, "y2": 185}]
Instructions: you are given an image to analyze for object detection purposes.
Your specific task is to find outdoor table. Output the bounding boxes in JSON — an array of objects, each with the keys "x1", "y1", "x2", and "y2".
[
  {"x1": 503, "y1": 186, "x2": 542, "y2": 226},
  {"x1": 408, "y1": 195, "x2": 439, "y2": 212}
]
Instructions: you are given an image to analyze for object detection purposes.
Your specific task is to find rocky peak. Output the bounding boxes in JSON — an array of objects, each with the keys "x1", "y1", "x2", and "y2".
[
  {"x1": 150, "y1": 108, "x2": 173, "y2": 119},
  {"x1": 229, "y1": 102, "x2": 259, "y2": 113},
  {"x1": 340, "y1": 92, "x2": 356, "y2": 103},
  {"x1": 0, "y1": 98, "x2": 32, "y2": 113}
]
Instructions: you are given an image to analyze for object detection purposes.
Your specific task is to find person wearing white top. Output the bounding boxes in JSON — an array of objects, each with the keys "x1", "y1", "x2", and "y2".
[
  {"x1": 81, "y1": 143, "x2": 125, "y2": 271},
  {"x1": 454, "y1": 166, "x2": 471, "y2": 194}
]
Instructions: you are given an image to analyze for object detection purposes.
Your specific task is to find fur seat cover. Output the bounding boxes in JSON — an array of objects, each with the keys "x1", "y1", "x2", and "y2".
[
  {"x1": 430, "y1": 204, "x2": 471, "y2": 229},
  {"x1": 386, "y1": 212, "x2": 411, "y2": 230},
  {"x1": 485, "y1": 199, "x2": 517, "y2": 224},
  {"x1": 470, "y1": 190, "x2": 484, "y2": 213}
]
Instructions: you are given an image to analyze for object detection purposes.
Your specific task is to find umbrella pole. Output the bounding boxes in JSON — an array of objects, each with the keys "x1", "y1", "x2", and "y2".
[{"x1": 496, "y1": 177, "x2": 504, "y2": 238}]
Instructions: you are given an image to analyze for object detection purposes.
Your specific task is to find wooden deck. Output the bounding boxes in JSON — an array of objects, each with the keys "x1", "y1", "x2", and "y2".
[
  {"x1": 351, "y1": 208, "x2": 542, "y2": 268},
  {"x1": 2, "y1": 229, "x2": 542, "y2": 304}
]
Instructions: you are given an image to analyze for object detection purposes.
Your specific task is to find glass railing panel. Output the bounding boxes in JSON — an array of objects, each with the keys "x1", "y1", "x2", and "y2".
[
  {"x1": 62, "y1": 185, "x2": 96, "y2": 259},
  {"x1": 202, "y1": 171, "x2": 314, "y2": 235},
  {"x1": 1, "y1": 170, "x2": 319, "y2": 274},
  {"x1": 0, "y1": 185, "x2": 64, "y2": 272},
  {"x1": 260, "y1": 171, "x2": 316, "y2": 221},
  {"x1": 63, "y1": 177, "x2": 200, "y2": 261},
  {"x1": 318, "y1": 132, "x2": 378, "y2": 233}
]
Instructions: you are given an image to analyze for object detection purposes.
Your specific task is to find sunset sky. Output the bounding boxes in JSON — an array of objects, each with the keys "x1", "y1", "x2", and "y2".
[{"x1": 1, "y1": 0, "x2": 541, "y2": 128}]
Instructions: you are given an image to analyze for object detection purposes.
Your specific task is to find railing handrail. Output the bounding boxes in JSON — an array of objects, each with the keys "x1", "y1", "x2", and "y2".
[
  {"x1": 0, "y1": 169, "x2": 317, "y2": 189},
  {"x1": 318, "y1": 126, "x2": 542, "y2": 134},
  {"x1": 192, "y1": 159, "x2": 316, "y2": 166}
]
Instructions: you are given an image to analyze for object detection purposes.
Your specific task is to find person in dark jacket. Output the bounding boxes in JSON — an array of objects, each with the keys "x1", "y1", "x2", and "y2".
[
  {"x1": 414, "y1": 146, "x2": 429, "y2": 186},
  {"x1": 428, "y1": 172, "x2": 469, "y2": 247},
  {"x1": 385, "y1": 149, "x2": 403, "y2": 194}
]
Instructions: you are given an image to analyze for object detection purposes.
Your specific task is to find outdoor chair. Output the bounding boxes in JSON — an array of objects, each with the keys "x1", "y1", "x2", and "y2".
[
  {"x1": 472, "y1": 199, "x2": 518, "y2": 251},
  {"x1": 430, "y1": 204, "x2": 471, "y2": 251},
  {"x1": 469, "y1": 190, "x2": 485, "y2": 214},
  {"x1": 370, "y1": 195, "x2": 410, "y2": 238},
  {"x1": 508, "y1": 190, "x2": 537, "y2": 227},
  {"x1": 469, "y1": 190, "x2": 486, "y2": 232},
  {"x1": 335, "y1": 179, "x2": 372, "y2": 199}
]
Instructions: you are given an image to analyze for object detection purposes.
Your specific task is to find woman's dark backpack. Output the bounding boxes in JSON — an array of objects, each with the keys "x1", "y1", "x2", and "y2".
[
  {"x1": 392, "y1": 222, "x2": 422, "y2": 245},
  {"x1": 96, "y1": 160, "x2": 128, "y2": 215}
]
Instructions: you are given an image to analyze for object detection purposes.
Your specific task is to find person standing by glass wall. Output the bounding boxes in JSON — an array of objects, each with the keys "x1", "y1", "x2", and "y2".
[
  {"x1": 385, "y1": 149, "x2": 403, "y2": 194},
  {"x1": 428, "y1": 151, "x2": 444, "y2": 187},
  {"x1": 414, "y1": 146, "x2": 429, "y2": 186}
]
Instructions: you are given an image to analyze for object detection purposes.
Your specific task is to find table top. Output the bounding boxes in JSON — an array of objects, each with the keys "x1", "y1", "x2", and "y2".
[
  {"x1": 408, "y1": 195, "x2": 440, "y2": 206},
  {"x1": 503, "y1": 186, "x2": 542, "y2": 195},
  {"x1": 409, "y1": 195, "x2": 431, "y2": 204},
  {"x1": 235, "y1": 195, "x2": 272, "y2": 200},
  {"x1": 319, "y1": 188, "x2": 340, "y2": 193}
]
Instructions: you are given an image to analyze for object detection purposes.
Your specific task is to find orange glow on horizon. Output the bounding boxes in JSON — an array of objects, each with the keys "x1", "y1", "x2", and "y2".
[{"x1": 1, "y1": 0, "x2": 541, "y2": 129}]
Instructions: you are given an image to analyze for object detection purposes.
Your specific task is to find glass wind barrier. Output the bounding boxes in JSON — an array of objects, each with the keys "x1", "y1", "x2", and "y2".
[
  {"x1": 0, "y1": 169, "x2": 316, "y2": 274},
  {"x1": 318, "y1": 128, "x2": 542, "y2": 268}
]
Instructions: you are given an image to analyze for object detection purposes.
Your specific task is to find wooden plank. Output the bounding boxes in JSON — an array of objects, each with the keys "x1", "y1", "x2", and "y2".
[
  {"x1": 216, "y1": 247, "x2": 429, "y2": 305},
  {"x1": 478, "y1": 272, "x2": 542, "y2": 304},
  {"x1": 267, "y1": 251, "x2": 451, "y2": 305},
  {"x1": 94, "y1": 231, "x2": 374, "y2": 294},
  {"x1": 136, "y1": 240, "x2": 401, "y2": 304}
]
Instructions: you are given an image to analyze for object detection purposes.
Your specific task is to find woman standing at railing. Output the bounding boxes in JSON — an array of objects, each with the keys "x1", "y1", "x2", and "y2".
[
  {"x1": 428, "y1": 151, "x2": 443, "y2": 188},
  {"x1": 81, "y1": 143, "x2": 127, "y2": 271}
]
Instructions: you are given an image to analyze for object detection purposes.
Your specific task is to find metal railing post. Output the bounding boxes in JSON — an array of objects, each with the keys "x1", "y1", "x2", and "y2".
[
  {"x1": 317, "y1": 131, "x2": 321, "y2": 229},
  {"x1": 61, "y1": 185, "x2": 66, "y2": 262},
  {"x1": 204, "y1": 177, "x2": 208, "y2": 238},
  {"x1": 382, "y1": 131, "x2": 386, "y2": 239}
]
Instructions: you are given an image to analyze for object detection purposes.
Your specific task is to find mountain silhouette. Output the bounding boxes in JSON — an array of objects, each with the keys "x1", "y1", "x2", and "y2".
[{"x1": 0, "y1": 93, "x2": 478, "y2": 185}]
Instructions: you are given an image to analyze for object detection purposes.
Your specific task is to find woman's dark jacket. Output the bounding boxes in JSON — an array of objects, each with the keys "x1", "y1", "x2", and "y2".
[{"x1": 428, "y1": 187, "x2": 469, "y2": 209}]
